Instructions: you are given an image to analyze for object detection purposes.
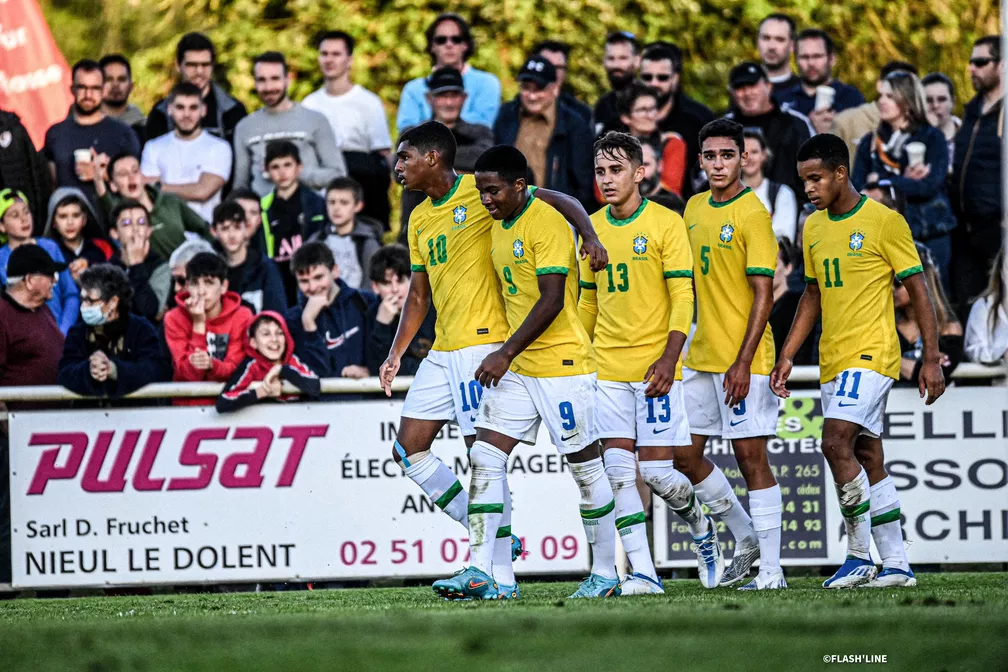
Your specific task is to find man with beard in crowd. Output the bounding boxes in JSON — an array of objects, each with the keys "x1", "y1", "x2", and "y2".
[
  {"x1": 99, "y1": 54, "x2": 146, "y2": 141},
  {"x1": 757, "y1": 14, "x2": 800, "y2": 98},
  {"x1": 592, "y1": 31, "x2": 641, "y2": 136}
]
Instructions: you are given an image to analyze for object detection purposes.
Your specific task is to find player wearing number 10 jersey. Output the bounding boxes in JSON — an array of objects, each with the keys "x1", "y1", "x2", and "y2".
[
  {"x1": 382, "y1": 122, "x2": 607, "y2": 600},
  {"x1": 577, "y1": 132, "x2": 721, "y2": 593},
  {"x1": 772, "y1": 134, "x2": 945, "y2": 589},
  {"x1": 681, "y1": 119, "x2": 784, "y2": 590}
]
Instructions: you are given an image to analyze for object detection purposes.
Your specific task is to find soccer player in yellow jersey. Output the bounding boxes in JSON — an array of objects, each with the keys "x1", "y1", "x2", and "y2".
[
  {"x1": 772, "y1": 134, "x2": 945, "y2": 589},
  {"x1": 382, "y1": 123, "x2": 607, "y2": 600},
  {"x1": 432, "y1": 145, "x2": 619, "y2": 601},
  {"x1": 681, "y1": 119, "x2": 785, "y2": 590}
]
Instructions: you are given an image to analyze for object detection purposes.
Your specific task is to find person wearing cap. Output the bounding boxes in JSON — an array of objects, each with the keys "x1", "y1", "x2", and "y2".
[
  {"x1": 532, "y1": 40, "x2": 593, "y2": 124},
  {"x1": 397, "y1": 67, "x2": 495, "y2": 226},
  {"x1": 0, "y1": 190, "x2": 80, "y2": 334},
  {"x1": 0, "y1": 243, "x2": 67, "y2": 388},
  {"x1": 395, "y1": 13, "x2": 502, "y2": 135},
  {"x1": 592, "y1": 30, "x2": 642, "y2": 136},
  {"x1": 724, "y1": 61, "x2": 813, "y2": 201},
  {"x1": 493, "y1": 55, "x2": 595, "y2": 212}
]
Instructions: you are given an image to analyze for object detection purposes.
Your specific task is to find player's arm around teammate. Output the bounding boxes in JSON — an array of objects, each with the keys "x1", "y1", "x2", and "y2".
[{"x1": 535, "y1": 188, "x2": 609, "y2": 272}]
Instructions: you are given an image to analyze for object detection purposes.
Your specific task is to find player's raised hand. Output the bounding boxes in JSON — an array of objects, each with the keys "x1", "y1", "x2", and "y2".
[
  {"x1": 580, "y1": 236, "x2": 608, "y2": 272},
  {"x1": 770, "y1": 357, "x2": 793, "y2": 399},
  {"x1": 723, "y1": 358, "x2": 751, "y2": 407},
  {"x1": 918, "y1": 360, "x2": 946, "y2": 405},
  {"x1": 643, "y1": 354, "x2": 676, "y2": 398},
  {"x1": 379, "y1": 353, "x2": 401, "y2": 397},
  {"x1": 475, "y1": 349, "x2": 511, "y2": 388}
]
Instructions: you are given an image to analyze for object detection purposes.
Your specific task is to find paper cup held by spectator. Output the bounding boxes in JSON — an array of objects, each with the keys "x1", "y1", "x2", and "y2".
[
  {"x1": 74, "y1": 148, "x2": 92, "y2": 165},
  {"x1": 905, "y1": 142, "x2": 927, "y2": 167},
  {"x1": 814, "y1": 86, "x2": 835, "y2": 111}
]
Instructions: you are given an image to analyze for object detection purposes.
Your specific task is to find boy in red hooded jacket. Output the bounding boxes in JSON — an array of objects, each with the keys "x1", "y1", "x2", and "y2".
[
  {"x1": 164, "y1": 251, "x2": 253, "y2": 403},
  {"x1": 216, "y1": 311, "x2": 320, "y2": 412}
]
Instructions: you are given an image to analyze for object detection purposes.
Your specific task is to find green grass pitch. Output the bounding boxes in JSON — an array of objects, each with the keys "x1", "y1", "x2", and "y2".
[{"x1": 1, "y1": 573, "x2": 1005, "y2": 671}]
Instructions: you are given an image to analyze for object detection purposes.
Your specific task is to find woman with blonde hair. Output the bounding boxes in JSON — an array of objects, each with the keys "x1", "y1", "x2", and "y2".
[
  {"x1": 964, "y1": 248, "x2": 1008, "y2": 364},
  {"x1": 853, "y1": 71, "x2": 956, "y2": 291}
]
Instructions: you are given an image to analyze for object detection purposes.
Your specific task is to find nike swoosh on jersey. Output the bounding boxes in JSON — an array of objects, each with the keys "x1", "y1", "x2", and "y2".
[
  {"x1": 837, "y1": 401, "x2": 858, "y2": 407},
  {"x1": 652, "y1": 428, "x2": 670, "y2": 434},
  {"x1": 561, "y1": 432, "x2": 580, "y2": 441},
  {"x1": 688, "y1": 223, "x2": 698, "y2": 230},
  {"x1": 729, "y1": 419, "x2": 747, "y2": 427},
  {"x1": 809, "y1": 240, "x2": 821, "y2": 249}
]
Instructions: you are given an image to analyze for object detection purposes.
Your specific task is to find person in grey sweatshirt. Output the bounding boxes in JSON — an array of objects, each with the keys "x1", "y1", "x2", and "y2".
[{"x1": 232, "y1": 51, "x2": 347, "y2": 197}]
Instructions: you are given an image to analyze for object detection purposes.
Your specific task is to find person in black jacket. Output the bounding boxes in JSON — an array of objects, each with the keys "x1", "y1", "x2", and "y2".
[
  {"x1": 0, "y1": 110, "x2": 52, "y2": 233},
  {"x1": 365, "y1": 244, "x2": 436, "y2": 376},
  {"x1": 57, "y1": 264, "x2": 167, "y2": 397},
  {"x1": 211, "y1": 200, "x2": 286, "y2": 314},
  {"x1": 493, "y1": 56, "x2": 595, "y2": 212},
  {"x1": 108, "y1": 199, "x2": 172, "y2": 322}
]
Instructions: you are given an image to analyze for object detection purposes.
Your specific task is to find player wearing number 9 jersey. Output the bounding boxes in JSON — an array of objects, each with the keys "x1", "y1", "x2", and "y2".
[
  {"x1": 577, "y1": 132, "x2": 721, "y2": 593},
  {"x1": 384, "y1": 123, "x2": 608, "y2": 600},
  {"x1": 680, "y1": 119, "x2": 785, "y2": 590},
  {"x1": 772, "y1": 134, "x2": 945, "y2": 589}
]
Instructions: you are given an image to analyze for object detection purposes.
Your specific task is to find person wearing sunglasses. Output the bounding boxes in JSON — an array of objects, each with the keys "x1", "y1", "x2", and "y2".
[
  {"x1": 951, "y1": 35, "x2": 1004, "y2": 323},
  {"x1": 921, "y1": 72, "x2": 961, "y2": 168},
  {"x1": 396, "y1": 13, "x2": 501, "y2": 135}
]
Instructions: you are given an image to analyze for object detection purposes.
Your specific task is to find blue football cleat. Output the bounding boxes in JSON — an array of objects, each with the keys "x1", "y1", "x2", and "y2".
[
  {"x1": 511, "y1": 534, "x2": 524, "y2": 561},
  {"x1": 569, "y1": 574, "x2": 622, "y2": 598},
  {"x1": 738, "y1": 570, "x2": 787, "y2": 591},
  {"x1": 823, "y1": 556, "x2": 877, "y2": 589},
  {"x1": 432, "y1": 567, "x2": 499, "y2": 600},
  {"x1": 865, "y1": 567, "x2": 917, "y2": 588},
  {"x1": 497, "y1": 582, "x2": 521, "y2": 600}
]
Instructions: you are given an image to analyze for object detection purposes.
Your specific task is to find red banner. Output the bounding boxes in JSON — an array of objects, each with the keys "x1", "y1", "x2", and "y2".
[{"x1": 0, "y1": 0, "x2": 73, "y2": 148}]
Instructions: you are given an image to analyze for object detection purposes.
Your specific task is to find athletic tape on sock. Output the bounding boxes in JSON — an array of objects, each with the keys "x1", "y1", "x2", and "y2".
[{"x1": 393, "y1": 440, "x2": 411, "y2": 468}]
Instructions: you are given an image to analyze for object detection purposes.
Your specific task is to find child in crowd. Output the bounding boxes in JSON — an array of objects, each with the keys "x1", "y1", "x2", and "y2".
[
  {"x1": 43, "y1": 187, "x2": 115, "y2": 283},
  {"x1": 260, "y1": 141, "x2": 327, "y2": 305},
  {"x1": 0, "y1": 189, "x2": 80, "y2": 334},
  {"x1": 216, "y1": 311, "x2": 320, "y2": 412},
  {"x1": 313, "y1": 177, "x2": 380, "y2": 289},
  {"x1": 163, "y1": 251, "x2": 253, "y2": 402},
  {"x1": 211, "y1": 200, "x2": 286, "y2": 314},
  {"x1": 365, "y1": 244, "x2": 436, "y2": 375},
  {"x1": 229, "y1": 187, "x2": 267, "y2": 254},
  {"x1": 108, "y1": 200, "x2": 172, "y2": 322}
]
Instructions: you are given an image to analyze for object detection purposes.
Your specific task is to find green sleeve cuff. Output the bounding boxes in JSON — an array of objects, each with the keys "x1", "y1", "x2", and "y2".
[
  {"x1": 579, "y1": 280, "x2": 597, "y2": 289},
  {"x1": 536, "y1": 266, "x2": 568, "y2": 276},
  {"x1": 664, "y1": 269, "x2": 693, "y2": 278},
  {"x1": 745, "y1": 267, "x2": 775, "y2": 277},
  {"x1": 896, "y1": 265, "x2": 923, "y2": 280},
  {"x1": 411, "y1": 264, "x2": 426, "y2": 273},
  {"x1": 804, "y1": 275, "x2": 818, "y2": 284}
]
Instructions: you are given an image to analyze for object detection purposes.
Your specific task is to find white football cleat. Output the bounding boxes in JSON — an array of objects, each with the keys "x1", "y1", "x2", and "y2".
[
  {"x1": 864, "y1": 567, "x2": 917, "y2": 588},
  {"x1": 738, "y1": 570, "x2": 787, "y2": 591},
  {"x1": 823, "y1": 556, "x2": 877, "y2": 589},
  {"x1": 693, "y1": 515, "x2": 725, "y2": 588},
  {"x1": 620, "y1": 572, "x2": 665, "y2": 595}
]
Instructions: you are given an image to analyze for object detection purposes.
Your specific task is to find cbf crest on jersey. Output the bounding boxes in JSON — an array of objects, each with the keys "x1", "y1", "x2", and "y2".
[
  {"x1": 632, "y1": 233, "x2": 648, "y2": 255},
  {"x1": 720, "y1": 223, "x2": 735, "y2": 243},
  {"x1": 513, "y1": 238, "x2": 525, "y2": 258},
  {"x1": 849, "y1": 230, "x2": 865, "y2": 252},
  {"x1": 452, "y1": 205, "x2": 467, "y2": 224}
]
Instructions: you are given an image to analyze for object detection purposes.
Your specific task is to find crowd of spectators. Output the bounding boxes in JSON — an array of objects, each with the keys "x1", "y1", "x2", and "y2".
[{"x1": 0, "y1": 14, "x2": 1003, "y2": 409}]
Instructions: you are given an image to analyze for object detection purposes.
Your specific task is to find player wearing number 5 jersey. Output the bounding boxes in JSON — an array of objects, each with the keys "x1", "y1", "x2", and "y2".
[
  {"x1": 577, "y1": 132, "x2": 721, "y2": 594},
  {"x1": 383, "y1": 122, "x2": 608, "y2": 599},
  {"x1": 681, "y1": 119, "x2": 785, "y2": 590},
  {"x1": 772, "y1": 134, "x2": 945, "y2": 589},
  {"x1": 432, "y1": 146, "x2": 619, "y2": 601}
]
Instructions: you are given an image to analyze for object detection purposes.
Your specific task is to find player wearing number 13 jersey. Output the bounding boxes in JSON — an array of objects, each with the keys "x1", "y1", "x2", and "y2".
[
  {"x1": 680, "y1": 120, "x2": 785, "y2": 590},
  {"x1": 578, "y1": 132, "x2": 720, "y2": 594},
  {"x1": 772, "y1": 134, "x2": 945, "y2": 589}
]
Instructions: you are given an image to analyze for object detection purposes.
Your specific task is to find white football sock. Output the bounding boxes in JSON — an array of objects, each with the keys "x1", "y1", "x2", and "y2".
[
  {"x1": 639, "y1": 459, "x2": 709, "y2": 538},
  {"x1": 570, "y1": 457, "x2": 618, "y2": 580},
  {"x1": 604, "y1": 448, "x2": 657, "y2": 580},
  {"x1": 836, "y1": 468, "x2": 871, "y2": 561},
  {"x1": 492, "y1": 481, "x2": 517, "y2": 586},
  {"x1": 693, "y1": 467, "x2": 755, "y2": 543},
  {"x1": 467, "y1": 441, "x2": 508, "y2": 576},
  {"x1": 399, "y1": 446, "x2": 469, "y2": 530},
  {"x1": 870, "y1": 476, "x2": 910, "y2": 571},
  {"x1": 748, "y1": 485, "x2": 783, "y2": 575}
]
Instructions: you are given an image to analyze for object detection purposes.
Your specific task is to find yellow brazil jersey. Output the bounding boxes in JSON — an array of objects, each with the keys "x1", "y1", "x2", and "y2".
[
  {"x1": 577, "y1": 199, "x2": 694, "y2": 382},
  {"x1": 683, "y1": 187, "x2": 777, "y2": 375},
  {"x1": 803, "y1": 195, "x2": 923, "y2": 383},
  {"x1": 407, "y1": 174, "x2": 509, "y2": 351},
  {"x1": 490, "y1": 193, "x2": 595, "y2": 377}
]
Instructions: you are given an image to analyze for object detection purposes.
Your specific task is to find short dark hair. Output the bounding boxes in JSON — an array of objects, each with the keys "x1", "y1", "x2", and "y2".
[
  {"x1": 533, "y1": 40, "x2": 570, "y2": 58},
  {"x1": 253, "y1": 51, "x2": 288, "y2": 75},
  {"x1": 291, "y1": 241, "x2": 335, "y2": 275},
  {"x1": 922, "y1": 72, "x2": 956, "y2": 100},
  {"x1": 185, "y1": 251, "x2": 228, "y2": 283},
  {"x1": 594, "y1": 131, "x2": 644, "y2": 168},
  {"x1": 425, "y1": 13, "x2": 474, "y2": 64},
  {"x1": 473, "y1": 145, "x2": 529, "y2": 183},
  {"x1": 699, "y1": 119, "x2": 745, "y2": 154},
  {"x1": 212, "y1": 201, "x2": 246, "y2": 227},
  {"x1": 650, "y1": 191, "x2": 686, "y2": 215},
  {"x1": 326, "y1": 177, "x2": 364, "y2": 203},
  {"x1": 618, "y1": 80, "x2": 659, "y2": 117},
  {"x1": 169, "y1": 81, "x2": 204, "y2": 103},
  {"x1": 98, "y1": 54, "x2": 131, "y2": 78},
  {"x1": 641, "y1": 44, "x2": 682, "y2": 75},
  {"x1": 369, "y1": 244, "x2": 411, "y2": 284},
  {"x1": 975, "y1": 35, "x2": 1002, "y2": 61},
  {"x1": 796, "y1": 133, "x2": 851, "y2": 173},
  {"x1": 880, "y1": 61, "x2": 918, "y2": 79},
  {"x1": 176, "y1": 32, "x2": 216, "y2": 65},
  {"x1": 71, "y1": 59, "x2": 103, "y2": 82},
  {"x1": 228, "y1": 187, "x2": 261, "y2": 203},
  {"x1": 399, "y1": 120, "x2": 458, "y2": 168},
  {"x1": 759, "y1": 13, "x2": 797, "y2": 40},
  {"x1": 265, "y1": 140, "x2": 300, "y2": 167},
  {"x1": 108, "y1": 152, "x2": 140, "y2": 177},
  {"x1": 316, "y1": 30, "x2": 355, "y2": 54},
  {"x1": 796, "y1": 28, "x2": 835, "y2": 56},
  {"x1": 110, "y1": 199, "x2": 149, "y2": 227},
  {"x1": 606, "y1": 30, "x2": 640, "y2": 55},
  {"x1": 79, "y1": 263, "x2": 133, "y2": 314}
]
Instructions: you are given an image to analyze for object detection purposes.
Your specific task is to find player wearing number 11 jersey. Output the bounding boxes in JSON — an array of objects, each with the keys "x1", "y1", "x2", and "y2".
[{"x1": 772, "y1": 134, "x2": 945, "y2": 589}]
